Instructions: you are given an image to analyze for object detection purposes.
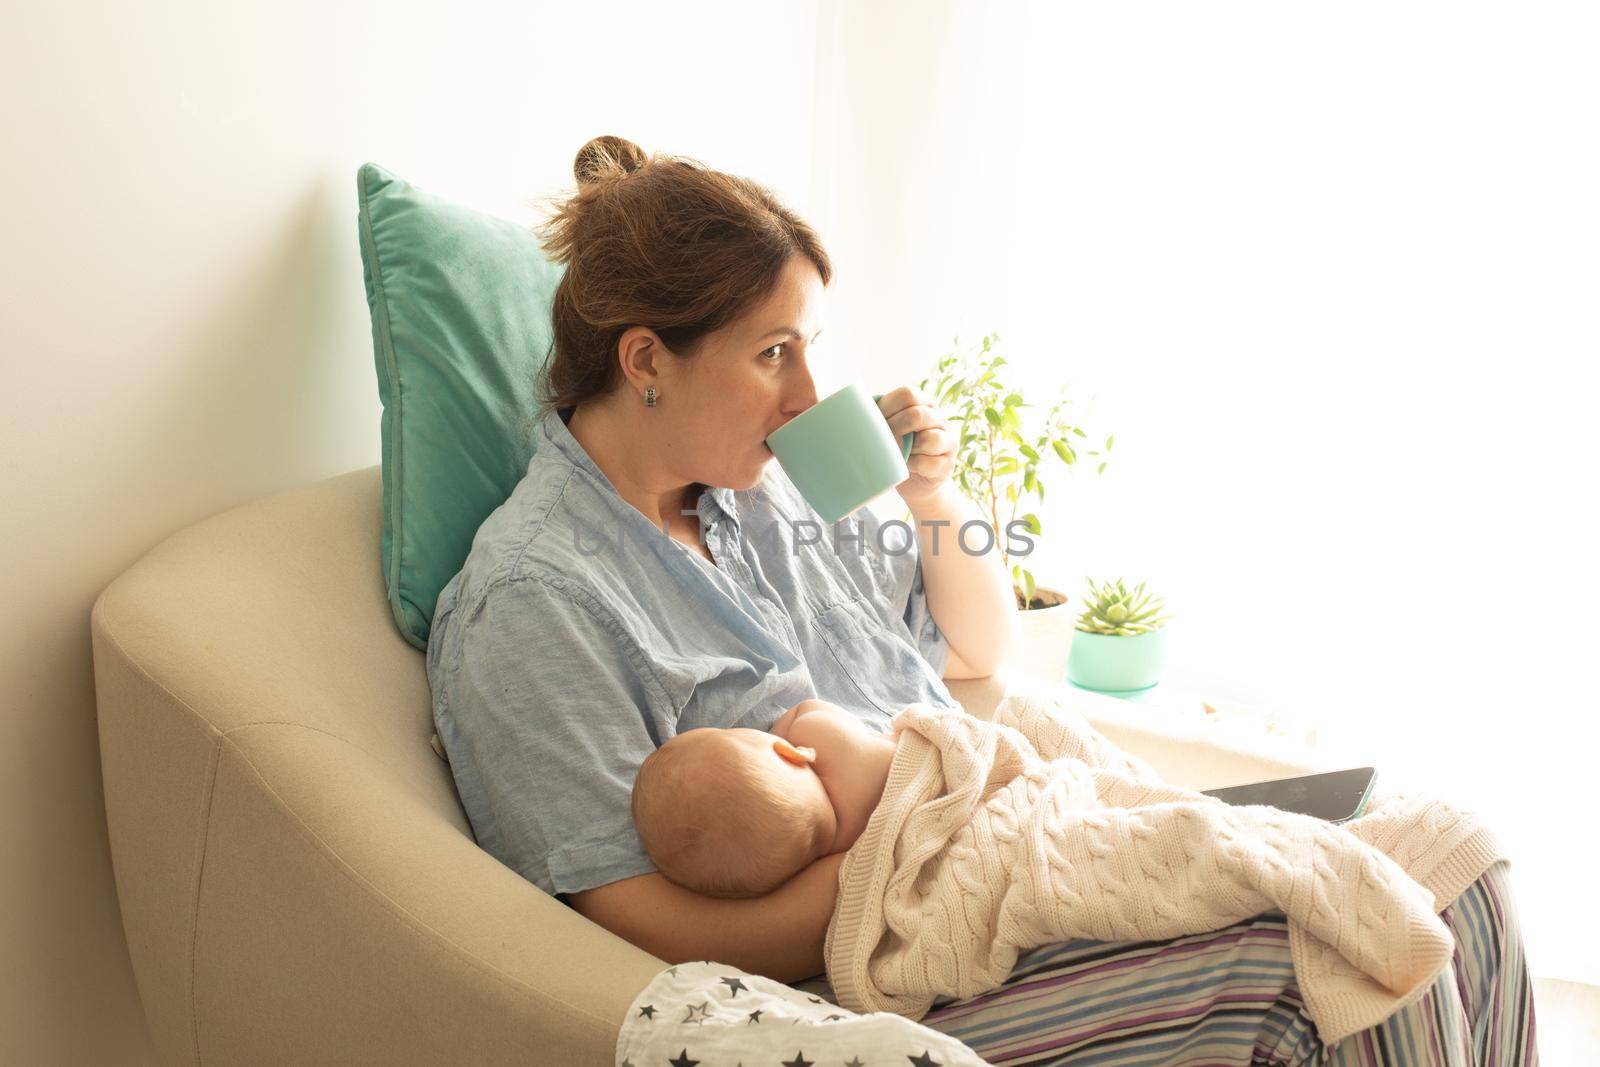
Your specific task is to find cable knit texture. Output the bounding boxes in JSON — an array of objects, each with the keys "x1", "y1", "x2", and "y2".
[{"x1": 822, "y1": 689, "x2": 1508, "y2": 1046}]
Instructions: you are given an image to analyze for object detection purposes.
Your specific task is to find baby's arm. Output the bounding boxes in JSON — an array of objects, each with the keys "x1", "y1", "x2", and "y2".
[
  {"x1": 787, "y1": 706, "x2": 898, "y2": 855},
  {"x1": 770, "y1": 702, "x2": 803, "y2": 741},
  {"x1": 770, "y1": 697, "x2": 840, "y2": 742}
]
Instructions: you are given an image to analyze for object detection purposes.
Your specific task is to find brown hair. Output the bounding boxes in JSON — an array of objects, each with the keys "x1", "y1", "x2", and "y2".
[
  {"x1": 530, "y1": 135, "x2": 833, "y2": 414},
  {"x1": 632, "y1": 730, "x2": 825, "y2": 899}
]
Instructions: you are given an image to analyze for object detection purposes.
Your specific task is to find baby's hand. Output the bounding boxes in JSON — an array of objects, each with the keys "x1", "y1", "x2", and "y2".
[{"x1": 773, "y1": 736, "x2": 817, "y2": 767}]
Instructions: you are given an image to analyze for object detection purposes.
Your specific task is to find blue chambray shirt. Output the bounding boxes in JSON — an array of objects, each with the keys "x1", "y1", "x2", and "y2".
[{"x1": 425, "y1": 405, "x2": 959, "y2": 899}]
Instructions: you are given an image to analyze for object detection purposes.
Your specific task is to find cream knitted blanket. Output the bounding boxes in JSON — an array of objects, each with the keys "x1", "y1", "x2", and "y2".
[{"x1": 823, "y1": 690, "x2": 1508, "y2": 1046}]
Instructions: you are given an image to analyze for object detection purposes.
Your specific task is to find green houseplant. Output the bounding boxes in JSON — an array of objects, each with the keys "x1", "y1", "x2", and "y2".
[
  {"x1": 1066, "y1": 577, "x2": 1176, "y2": 693},
  {"x1": 918, "y1": 332, "x2": 1113, "y2": 609},
  {"x1": 917, "y1": 332, "x2": 1114, "y2": 681}
]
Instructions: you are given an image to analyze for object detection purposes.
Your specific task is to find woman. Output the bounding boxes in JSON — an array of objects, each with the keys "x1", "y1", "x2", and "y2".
[{"x1": 425, "y1": 137, "x2": 1538, "y2": 1065}]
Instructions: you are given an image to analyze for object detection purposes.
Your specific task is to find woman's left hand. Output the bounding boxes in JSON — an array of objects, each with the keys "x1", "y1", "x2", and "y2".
[{"x1": 877, "y1": 386, "x2": 956, "y2": 509}]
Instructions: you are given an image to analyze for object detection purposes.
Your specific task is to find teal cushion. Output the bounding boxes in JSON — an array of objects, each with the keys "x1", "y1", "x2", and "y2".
[{"x1": 357, "y1": 162, "x2": 564, "y2": 649}]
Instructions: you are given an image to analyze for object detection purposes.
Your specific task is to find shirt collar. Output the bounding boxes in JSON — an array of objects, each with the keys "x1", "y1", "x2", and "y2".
[
  {"x1": 537, "y1": 406, "x2": 741, "y2": 530},
  {"x1": 699, "y1": 482, "x2": 741, "y2": 531}
]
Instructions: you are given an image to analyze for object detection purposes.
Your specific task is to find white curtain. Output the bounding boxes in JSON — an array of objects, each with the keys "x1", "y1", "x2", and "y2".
[{"x1": 818, "y1": 0, "x2": 1600, "y2": 983}]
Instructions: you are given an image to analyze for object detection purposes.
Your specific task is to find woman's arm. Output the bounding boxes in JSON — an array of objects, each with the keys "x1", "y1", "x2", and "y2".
[
  {"x1": 567, "y1": 851, "x2": 847, "y2": 984},
  {"x1": 907, "y1": 483, "x2": 1020, "y2": 678},
  {"x1": 881, "y1": 386, "x2": 1019, "y2": 679}
]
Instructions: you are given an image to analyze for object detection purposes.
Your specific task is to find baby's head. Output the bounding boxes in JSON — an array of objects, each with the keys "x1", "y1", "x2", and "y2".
[{"x1": 631, "y1": 723, "x2": 837, "y2": 899}]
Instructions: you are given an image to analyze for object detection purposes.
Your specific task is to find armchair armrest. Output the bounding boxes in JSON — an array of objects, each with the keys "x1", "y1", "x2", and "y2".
[
  {"x1": 93, "y1": 601, "x2": 664, "y2": 1065},
  {"x1": 91, "y1": 466, "x2": 665, "y2": 1066}
]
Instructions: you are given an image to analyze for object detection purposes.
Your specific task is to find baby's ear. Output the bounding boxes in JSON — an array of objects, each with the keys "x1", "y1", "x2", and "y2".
[{"x1": 772, "y1": 737, "x2": 815, "y2": 767}]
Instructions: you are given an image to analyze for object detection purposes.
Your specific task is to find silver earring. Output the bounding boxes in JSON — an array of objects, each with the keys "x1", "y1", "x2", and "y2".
[{"x1": 644, "y1": 386, "x2": 658, "y2": 407}]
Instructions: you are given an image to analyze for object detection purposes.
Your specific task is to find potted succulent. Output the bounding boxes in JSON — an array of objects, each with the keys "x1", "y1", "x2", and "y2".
[
  {"x1": 917, "y1": 332, "x2": 1113, "y2": 682},
  {"x1": 1065, "y1": 577, "x2": 1176, "y2": 694}
]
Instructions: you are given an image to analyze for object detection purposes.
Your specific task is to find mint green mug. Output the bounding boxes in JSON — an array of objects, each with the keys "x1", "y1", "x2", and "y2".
[{"x1": 764, "y1": 384, "x2": 915, "y2": 523}]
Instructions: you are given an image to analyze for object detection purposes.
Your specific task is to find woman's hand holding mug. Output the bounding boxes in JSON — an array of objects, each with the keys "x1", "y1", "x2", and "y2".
[{"x1": 876, "y1": 385, "x2": 957, "y2": 509}]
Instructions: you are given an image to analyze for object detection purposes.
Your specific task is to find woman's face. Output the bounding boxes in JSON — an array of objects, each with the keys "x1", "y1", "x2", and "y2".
[{"x1": 650, "y1": 255, "x2": 827, "y2": 491}]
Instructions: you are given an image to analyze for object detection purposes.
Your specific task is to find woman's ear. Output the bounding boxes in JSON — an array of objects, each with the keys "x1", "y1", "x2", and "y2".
[
  {"x1": 614, "y1": 325, "x2": 665, "y2": 399},
  {"x1": 773, "y1": 737, "x2": 816, "y2": 767}
]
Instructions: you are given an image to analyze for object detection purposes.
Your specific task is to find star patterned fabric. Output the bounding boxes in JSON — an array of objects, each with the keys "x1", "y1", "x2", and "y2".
[{"x1": 615, "y1": 961, "x2": 989, "y2": 1066}]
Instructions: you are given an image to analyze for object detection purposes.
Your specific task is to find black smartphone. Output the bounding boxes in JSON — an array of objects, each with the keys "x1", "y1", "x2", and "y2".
[{"x1": 1200, "y1": 767, "x2": 1377, "y2": 823}]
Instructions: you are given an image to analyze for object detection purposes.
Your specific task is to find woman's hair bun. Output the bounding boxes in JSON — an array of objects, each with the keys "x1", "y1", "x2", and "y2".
[{"x1": 574, "y1": 135, "x2": 648, "y2": 185}]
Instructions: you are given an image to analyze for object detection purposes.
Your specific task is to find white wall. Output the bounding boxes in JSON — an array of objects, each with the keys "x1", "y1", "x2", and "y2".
[
  {"x1": 0, "y1": 1, "x2": 822, "y2": 1059},
  {"x1": 824, "y1": 0, "x2": 1600, "y2": 982}
]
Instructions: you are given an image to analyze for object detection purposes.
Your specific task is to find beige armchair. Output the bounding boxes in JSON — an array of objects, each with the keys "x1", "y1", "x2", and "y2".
[{"x1": 92, "y1": 466, "x2": 1317, "y2": 1065}]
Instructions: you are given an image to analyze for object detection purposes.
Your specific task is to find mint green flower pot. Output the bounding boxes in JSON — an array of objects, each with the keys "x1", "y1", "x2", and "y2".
[{"x1": 1066, "y1": 627, "x2": 1170, "y2": 694}]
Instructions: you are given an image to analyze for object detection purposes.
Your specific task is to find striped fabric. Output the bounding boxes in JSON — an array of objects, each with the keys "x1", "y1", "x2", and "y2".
[{"x1": 796, "y1": 860, "x2": 1536, "y2": 1065}]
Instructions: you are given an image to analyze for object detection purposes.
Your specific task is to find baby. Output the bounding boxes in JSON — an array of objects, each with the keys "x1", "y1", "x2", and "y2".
[{"x1": 630, "y1": 698, "x2": 899, "y2": 898}]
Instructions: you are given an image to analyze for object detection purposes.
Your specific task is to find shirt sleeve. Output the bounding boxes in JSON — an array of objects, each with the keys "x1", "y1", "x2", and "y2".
[
  {"x1": 428, "y1": 575, "x2": 667, "y2": 898},
  {"x1": 855, "y1": 503, "x2": 950, "y2": 678}
]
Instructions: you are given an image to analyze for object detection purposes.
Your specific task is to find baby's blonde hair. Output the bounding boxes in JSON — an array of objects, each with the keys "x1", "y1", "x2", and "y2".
[{"x1": 632, "y1": 730, "x2": 825, "y2": 899}]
